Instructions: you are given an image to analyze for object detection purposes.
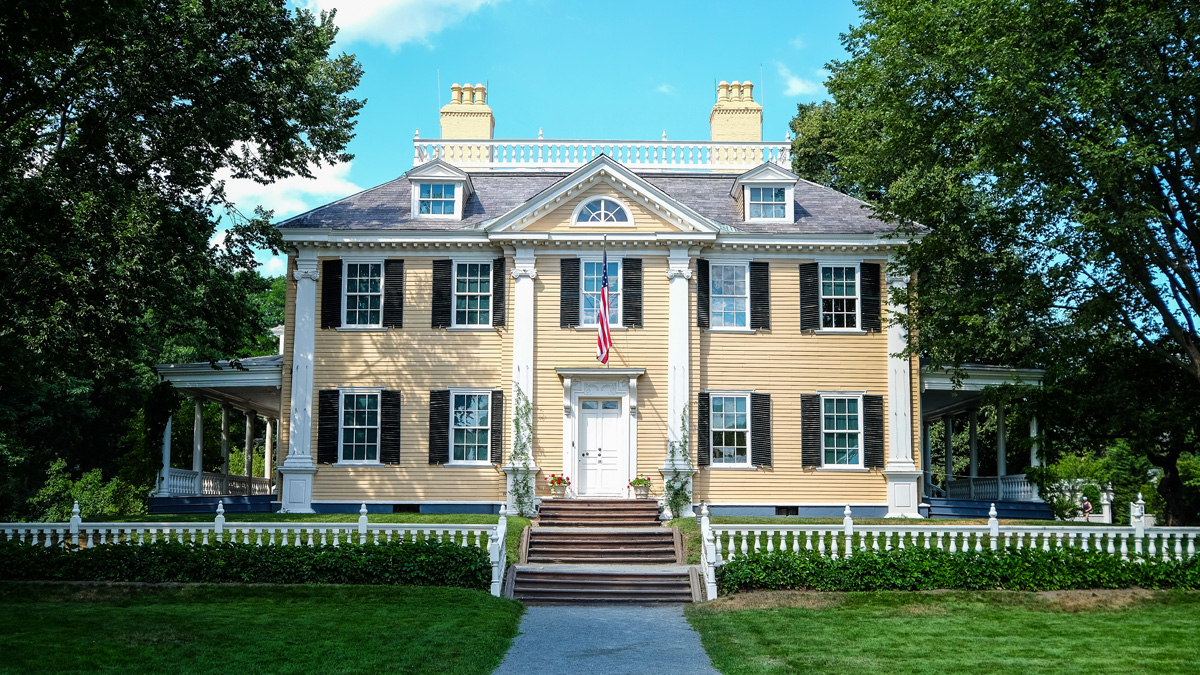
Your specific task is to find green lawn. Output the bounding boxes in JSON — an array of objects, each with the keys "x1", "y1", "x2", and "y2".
[
  {"x1": 670, "y1": 516, "x2": 1098, "y2": 564},
  {"x1": 686, "y1": 590, "x2": 1200, "y2": 674},
  {"x1": 0, "y1": 582, "x2": 523, "y2": 675},
  {"x1": 99, "y1": 513, "x2": 530, "y2": 566}
]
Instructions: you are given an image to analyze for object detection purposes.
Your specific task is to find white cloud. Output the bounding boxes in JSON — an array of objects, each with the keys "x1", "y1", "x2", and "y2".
[
  {"x1": 656, "y1": 84, "x2": 676, "y2": 95},
  {"x1": 216, "y1": 160, "x2": 362, "y2": 221},
  {"x1": 790, "y1": 35, "x2": 805, "y2": 50},
  {"x1": 299, "y1": 0, "x2": 503, "y2": 49},
  {"x1": 775, "y1": 63, "x2": 823, "y2": 97},
  {"x1": 259, "y1": 256, "x2": 287, "y2": 278}
]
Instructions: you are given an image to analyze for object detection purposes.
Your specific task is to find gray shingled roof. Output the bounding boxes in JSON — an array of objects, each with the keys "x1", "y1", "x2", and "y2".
[{"x1": 278, "y1": 169, "x2": 893, "y2": 235}]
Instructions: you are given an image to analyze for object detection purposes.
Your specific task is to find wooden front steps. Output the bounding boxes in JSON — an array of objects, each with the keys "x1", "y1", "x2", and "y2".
[{"x1": 509, "y1": 498, "x2": 700, "y2": 604}]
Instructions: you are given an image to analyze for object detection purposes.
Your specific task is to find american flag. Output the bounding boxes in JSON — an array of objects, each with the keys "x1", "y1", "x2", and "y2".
[{"x1": 597, "y1": 249, "x2": 612, "y2": 364}]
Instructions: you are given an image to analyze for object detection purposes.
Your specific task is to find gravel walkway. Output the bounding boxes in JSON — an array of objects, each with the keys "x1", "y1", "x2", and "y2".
[{"x1": 492, "y1": 605, "x2": 720, "y2": 675}]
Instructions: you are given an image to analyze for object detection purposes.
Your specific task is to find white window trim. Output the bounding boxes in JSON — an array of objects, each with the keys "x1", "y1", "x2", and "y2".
[
  {"x1": 817, "y1": 262, "x2": 862, "y2": 333},
  {"x1": 336, "y1": 387, "x2": 383, "y2": 466},
  {"x1": 818, "y1": 391, "x2": 865, "y2": 469},
  {"x1": 451, "y1": 260, "x2": 494, "y2": 329},
  {"x1": 742, "y1": 184, "x2": 794, "y2": 223},
  {"x1": 570, "y1": 195, "x2": 635, "y2": 227},
  {"x1": 447, "y1": 388, "x2": 493, "y2": 467},
  {"x1": 707, "y1": 260, "x2": 752, "y2": 333},
  {"x1": 578, "y1": 256, "x2": 623, "y2": 328},
  {"x1": 342, "y1": 259, "x2": 385, "y2": 329},
  {"x1": 707, "y1": 389, "x2": 753, "y2": 469},
  {"x1": 411, "y1": 181, "x2": 465, "y2": 220}
]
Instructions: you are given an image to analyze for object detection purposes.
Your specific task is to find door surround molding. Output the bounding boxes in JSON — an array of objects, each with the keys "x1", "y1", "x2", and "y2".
[{"x1": 557, "y1": 368, "x2": 644, "y2": 498}]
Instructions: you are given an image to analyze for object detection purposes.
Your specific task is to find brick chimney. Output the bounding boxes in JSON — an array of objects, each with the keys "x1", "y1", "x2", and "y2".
[
  {"x1": 710, "y1": 80, "x2": 762, "y2": 142},
  {"x1": 440, "y1": 82, "x2": 495, "y2": 140}
]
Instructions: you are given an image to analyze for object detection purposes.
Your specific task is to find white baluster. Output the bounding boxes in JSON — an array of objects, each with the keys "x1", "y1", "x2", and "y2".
[
  {"x1": 1120, "y1": 533, "x2": 1129, "y2": 560},
  {"x1": 1148, "y1": 532, "x2": 1157, "y2": 560},
  {"x1": 1187, "y1": 534, "x2": 1196, "y2": 559},
  {"x1": 740, "y1": 530, "x2": 749, "y2": 557},
  {"x1": 818, "y1": 531, "x2": 826, "y2": 557},
  {"x1": 766, "y1": 530, "x2": 775, "y2": 553},
  {"x1": 805, "y1": 531, "x2": 813, "y2": 551}
]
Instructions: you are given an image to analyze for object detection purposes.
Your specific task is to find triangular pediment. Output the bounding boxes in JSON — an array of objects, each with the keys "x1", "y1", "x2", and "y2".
[
  {"x1": 485, "y1": 155, "x2": 721, "y2": 233},
  {"x1": 730, "y1": 162, "x2": 799, "y2": 197},
  {"x1": 405, "y1": 159, "x2": 474, "y2": 197}
]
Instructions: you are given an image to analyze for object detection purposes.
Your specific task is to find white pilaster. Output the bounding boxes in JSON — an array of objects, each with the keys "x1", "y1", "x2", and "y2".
[
  {"x1": 883, "y1": 272, "x2": 921, "y2": 517},
  {"x1": 281, "y1": 249, "x2": 318, "y2": 513},
  {"x1": 661, "y1": 247, "x2": 695, "y2": 517},
  {"x1": 192, "y1": 399, "x2": 204, "y2": 495},
  {"x1": 505, "y1": 248, "x2": 540, "y2": 515},
  {"x1": 156, "y1": 414, "x2": 172, "y2": 496}
]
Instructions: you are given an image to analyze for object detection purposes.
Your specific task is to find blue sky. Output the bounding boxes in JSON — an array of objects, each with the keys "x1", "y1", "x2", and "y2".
[{"x1": 232, "y1": 0, "x2": 862, "y2": 276}]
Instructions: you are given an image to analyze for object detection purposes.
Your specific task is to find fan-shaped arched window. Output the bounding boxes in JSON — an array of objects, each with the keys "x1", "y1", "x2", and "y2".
[{"x1": 576, "y1": 198, "x2": 629, "y2": 223}]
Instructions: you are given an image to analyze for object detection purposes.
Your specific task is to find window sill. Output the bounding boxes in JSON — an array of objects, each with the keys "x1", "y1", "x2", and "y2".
[
  {"x1": 334, "y1": 462, "x2": 384, "y2": 467},
  {"x1": 707, "y1": 465, "x2": 758, "y2": 471},
  {"x1": 815, "y1": 329, "x2": 868, "y2": 336},
  {"x1": 573, "y1": 325, "x2": 627, "y2": 332},
  {"x1": 445, "y1": 462, "x2": 495, "y2": 468},
  {"x1": 414, "y1": 214, "x2": 460, "y2": 220},
  {"x1": 707, "y1": 327, "x2": 755, "y2": 334},
  {"x1": 336, "y1": 326, "x2": 388, "y2": 332},
  {"x1": 446, "y1": 326, "x2": 496, "y2": 332},
  {"x1": 816, "y1": 466, "x2": 870, "y2": 472}
]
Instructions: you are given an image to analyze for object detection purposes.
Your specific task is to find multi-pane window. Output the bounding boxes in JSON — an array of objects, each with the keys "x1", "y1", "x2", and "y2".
[
  {"x1": 581, "y1": 260, "x2": 620, "y2": 326},
  {"x1": 710, "y1": 264, "x2": 748, "y2": 328},
  {"x1": 821, "y1": 266, "x2": 858, "y2": 329},
  {"x1": 711, "y1": 395, "x2": 749, "y2": 465},
  {"x1": 345, "y1": 263, "x2": 383, "y2": 326},
  {"x1": 822, "y1": 397, "x2": 861, "y2": 465},
  {"x1": 748, "y1": 187, "x2": 787, "y2": 219},
  {"x1": 454, "y1": 262, "x2": 492, "y2": 326},
  {"x1": 452, "y1": 393, "x2": 490, "y2": 463},
  {"x1": 577, "y1": 198, "x2": 629, "y2": 223},
  {"x1": 341, "y1": 392, "x2": 379, "y2": 462},
  {"x1": 418, "y1": 183, "x2": 456, "y2": 215}
]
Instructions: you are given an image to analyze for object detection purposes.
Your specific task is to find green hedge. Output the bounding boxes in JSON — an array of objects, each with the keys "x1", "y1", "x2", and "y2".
[
  {"x1": 0, "y1": 539, "x2": 491, "y2": 590},
  {"x1": 716, "y1": 548, "x2": 1200, "y2": 594}
]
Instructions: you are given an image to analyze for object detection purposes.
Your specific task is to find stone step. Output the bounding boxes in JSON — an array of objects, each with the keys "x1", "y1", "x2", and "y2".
[
  {"x1": 527, "y1": 555, "x2": 677, "y2": 564},
  {"x1": 536, "y1": 518, "x2": 660, "y2": 528},
  {"x1": 527, "y1": 540, "x2": 674, "y2": 551},
  {"x1": 512, "y1": 568, "x2": 695, "y2": 604}
]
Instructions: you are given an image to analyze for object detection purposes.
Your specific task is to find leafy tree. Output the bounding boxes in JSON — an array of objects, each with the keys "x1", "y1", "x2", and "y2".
[{"x1": 0, "y1": 1, "x2": 362, "y2": 518}]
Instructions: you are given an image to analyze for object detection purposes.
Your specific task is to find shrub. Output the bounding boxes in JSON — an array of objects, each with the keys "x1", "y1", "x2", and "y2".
[
  {"x1": 26, "y1": 458, "x2": 147, "y2": 522},
  {"x1": 0, "y1": 539, "x2": 491, "y2": 590},
  {"x1": 715, "y1": 548, "x2": 1200, "y2": 595}
]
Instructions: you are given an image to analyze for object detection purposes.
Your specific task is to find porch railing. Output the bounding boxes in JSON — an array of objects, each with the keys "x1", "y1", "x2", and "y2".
[
  {"x1": 946, "y1": 474, "x2": 1041, "y2": 502},
  {"x1": 413, "y1": 137, "x2": 792, "y2": 172},
  {"x1": 696, "y1": 499, "x2": 1200, "y2": 601},
  {"x1": 2, "y1": 502, "x2": 508, "y2": 597},
  {"x1": 165, "y1": 468, "x2": 271, "y2": 496}
]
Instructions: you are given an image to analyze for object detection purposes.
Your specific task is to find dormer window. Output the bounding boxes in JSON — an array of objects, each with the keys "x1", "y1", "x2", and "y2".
[
  {"x1": 419, "y1": 183, "x2": 456, "y2": 215},
  {"x1": 731, "y1": 163, "x2": 798, "y2": 224},
  {"x1": 574, "y1": 197, "x2": 630, "y2": 224},
  {"x1": 748, "y1": 187, "x2": 786, "y2": 219}
]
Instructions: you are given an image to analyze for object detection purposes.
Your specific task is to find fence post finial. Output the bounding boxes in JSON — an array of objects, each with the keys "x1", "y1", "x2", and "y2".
[
  {"x1": 358, "y1": 504, "x2": 369, "y2": 544},
  {"x1": 214, "y1": 500, "x2": 225, "y2": 541},
  {"x1": 988, "y1": 503, "x2": 1000, "y2": 539},
  {"x1": 69, "y1": 501, "x2": 81, "y2": 546}
]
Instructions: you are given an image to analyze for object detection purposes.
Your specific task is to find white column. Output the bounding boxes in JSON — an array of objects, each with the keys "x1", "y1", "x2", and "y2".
[
  {"x1": 996, "y1": 403, "x2": 1007, "y2": 476},
  {"x1": 220, "y1": 405, "x2": 230, "y2": 475},
  {"x1": 968, "y1": 409, "x2": 979, "y2": 477},
  {"x1": 1029, "y1": 415, "x2": 1040, "y2": 467},
  {"x1": 192, "y1": 399, "x2": 204, "y2": 495},
  {"x1": 504, "y1": 248, "x2": 540, "y2": 516},
  {"x1": 156, "y1": 414, "x2": 172, "y2": 496},
  {"x1": 280, "y1": 249, "x2": 319, "y2": 513},
  {"x1": 943, "y1": 415, "x2": 954, "y2": 487},
  {"x1": 244, "y1": 409, "x2": 255, "y2": 478},
  {"x1": 263, "y1": 418, "x2": 274, "y2": 481},
  {"x1": 884, "y1": 272, "x2": 922, "y2": 516},
  {"x1": 660, "y1": 247, "x2": 695, "y2": 518}
]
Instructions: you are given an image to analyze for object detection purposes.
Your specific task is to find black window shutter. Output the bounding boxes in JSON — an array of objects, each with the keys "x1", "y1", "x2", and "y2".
[
  {"x1": 383, "y1": 259, "x2": 404, "y2": 328},
  {"x1": 696, "y1": 258, "x2": 710, "y2": 328},
  {"x1": 380, "y1": 390, "x2": 402, "y2": 464},
  {"x1": 431, "y1": 259, "x2": 452, "y2": 328},
  {"x1": 696, "y1": 392, "x2": 711, "y2": 466},
  {"x1": 749, "y1": 261, "x2": 771, "y2": 330},
  {"x1": 559, "y1": 258, "x2": 581, "y2": 328},
  {"x1": 490, "y1": 389, "x2": 504, "y2": 464},
  {"x1": 864, "y1": 394, "x2": 885, "y2": 469},
  {"x1": 801, "y1": 393, "x2": 821, "y2": 467},
  {"x1": 860, "y1": 263, "x2": 881, "y2": 332},
  {"x1": 321, "y1": 260, "x2": 342, "y2": 329},
  {"x1": 428, "y1": 390, "x2": 450, "y2": 464},
  {"x1": 751, "y1": 393, "x2": 772, "y2": 467},
  {"x1": 799, "y1": 263, "x2": 819, "y2": 331},
  {"x1": 623, "y1": 258, "x2": 643, "y2": 327},
  {"x1": 317, "y1": 389, "x2": 339, "y2": 464},
  {"x1": 491, "y1": 257, "x2": 506, "y2": 327}
]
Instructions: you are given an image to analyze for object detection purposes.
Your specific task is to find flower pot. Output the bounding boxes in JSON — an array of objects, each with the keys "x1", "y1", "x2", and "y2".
[
  {"x1": 633, "y1": 485, "x2": 650, "y2": 499},
  {"x1": 550, "y1": 484, "x2": 567, "y2": 499}
]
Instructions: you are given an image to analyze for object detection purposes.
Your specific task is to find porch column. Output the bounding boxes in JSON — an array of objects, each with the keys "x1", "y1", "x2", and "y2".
[
  {"x1": 244, "y1": 409, "x2": 255, "y2": 478},
  {"x1": 996, "y1": 402, "x2": 1007, "y2": 501},
  {"x1": 968, "y1": 409, "x2": 979, "y2": 477},
  {"x1": 156, "y1": 414, "x2": 172, "y2": 496},
  {"x1": 281, "y1": 248, "x2": 319, "y2": 513},
  {"x1": 660, "y1": 247, "x2": 695, "y2": 518},
  {"x1": 192, "y1": 399, "x2": 204, "y2": 495},
  {"x1": 504, "y1": 248, "x2": 540, "y2": 516},
  {"x1": 1029, "y1": 415, "x2": 1040, "y2": 467},
  {"x1": 220, "y1": 404, "x2": 230, "y2": 475},
  {"x1": 883, "y1": 272, "x2": 922, "y2": 516},
  {"x1": 263, "y1": 417, "x2": 274, "y2": 481},
  {"x1": 943, "y1": 415, "x2": 954, "y2": 488}
]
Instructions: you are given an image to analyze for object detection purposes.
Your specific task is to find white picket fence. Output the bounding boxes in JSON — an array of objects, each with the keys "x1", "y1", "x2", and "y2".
[
  {"x1": 1, "y1": 502, "x2": 508, "y2": 597},
  {"x1": 696, "y1": 497, "x2": 1200, "y2": 601}
]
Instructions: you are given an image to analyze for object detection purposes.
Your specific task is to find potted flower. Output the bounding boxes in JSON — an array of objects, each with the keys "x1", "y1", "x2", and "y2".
[
  {"x1": 545, "y1": 474, "x2": 570, "y2": 498},
  {"x1": 629, "y1": 475, "x2": 652, "y2": 499}
]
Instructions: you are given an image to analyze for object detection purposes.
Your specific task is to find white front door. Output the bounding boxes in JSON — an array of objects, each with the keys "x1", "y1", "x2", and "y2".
[{"x1": 578, "y1": 398, "x2": 626, "y2": 496}]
